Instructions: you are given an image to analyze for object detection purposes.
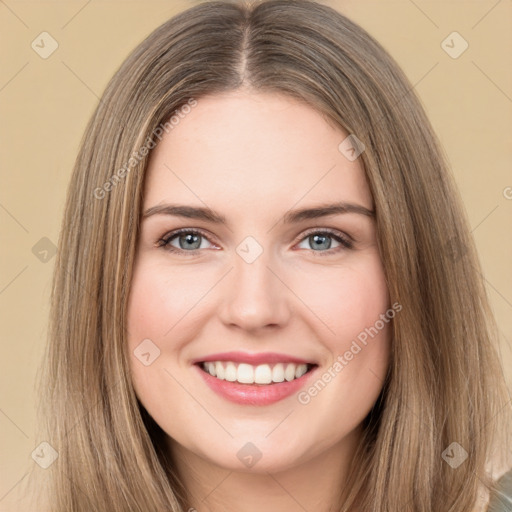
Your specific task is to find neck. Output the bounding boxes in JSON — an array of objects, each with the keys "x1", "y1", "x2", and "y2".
[{"x1": 166, "y1": 426, "x2": 363, "y2": 512}]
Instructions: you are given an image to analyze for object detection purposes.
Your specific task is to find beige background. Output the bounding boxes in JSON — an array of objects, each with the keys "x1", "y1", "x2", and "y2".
[{"x1": 1, "y1": 0, "x2": 511, "y2": 507}]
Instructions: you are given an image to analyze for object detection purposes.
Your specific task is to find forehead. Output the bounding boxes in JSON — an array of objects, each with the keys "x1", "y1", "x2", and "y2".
[{"x1": 143, "y1": 90, "x2": 373, "y2": 214}]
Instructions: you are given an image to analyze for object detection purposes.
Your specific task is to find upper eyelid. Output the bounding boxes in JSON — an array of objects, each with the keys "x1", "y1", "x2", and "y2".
[
  {"x1": 298, "y1": 226, "x2": 353, "y2": 243},
  {"x1": 160, "y1": 227, "x2": 218, "y2": 245}
]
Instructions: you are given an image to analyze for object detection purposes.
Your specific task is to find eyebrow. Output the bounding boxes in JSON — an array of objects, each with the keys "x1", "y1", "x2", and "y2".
[{"x1": 142, "y1": 201, "x2": 375, "y2": 225}]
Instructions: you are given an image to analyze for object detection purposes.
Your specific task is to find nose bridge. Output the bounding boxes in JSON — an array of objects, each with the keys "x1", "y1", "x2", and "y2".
[{"x1": 218, "y1": 239, "x2": 291, "y2": 330}]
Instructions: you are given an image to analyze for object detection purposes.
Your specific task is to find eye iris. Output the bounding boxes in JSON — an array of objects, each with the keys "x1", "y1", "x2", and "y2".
[
  {"x1": 179, "y1": 233, "x2": 201, "y2": 250},
  {"x1": 310, "y1": 233, "x2": 331, "y2": 250}
]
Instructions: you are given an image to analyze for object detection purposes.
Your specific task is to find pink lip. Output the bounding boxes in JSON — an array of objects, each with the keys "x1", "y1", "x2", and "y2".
[
  {"x1": 194, "y1": 363, "x2": 318, "y2": 406},
  {"x1": 192, "y1": 351, "x2": 315, "y2": 365}
]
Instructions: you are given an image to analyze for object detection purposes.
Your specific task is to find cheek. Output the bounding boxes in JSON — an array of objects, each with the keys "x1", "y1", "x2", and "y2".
[
  {"x1": 126, "y1": 262, "x2": 192, "y2": 419},
  {"x1": 335, "y1": 267, "x2": 389, "y2": 345},
  {"x1": 126, "y1": 261, "x2": 210, "y2": 345},
  {"x1": 126, "y1": 259, "x2": 225, "y2": 404},
  {"x1": 292, "y1": 255, "x2": 390, "y2": 347},
  {"x1": 126, "y1": 263, "x2": 190, "y2": 393},
  {"x1": 292, "y1": 254, "x2": 391, "y2": 409},
  {"x1": 332, "y1": 261, "x2": 391, "y2": 384}
]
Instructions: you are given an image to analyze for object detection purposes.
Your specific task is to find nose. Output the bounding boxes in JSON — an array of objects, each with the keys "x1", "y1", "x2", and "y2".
[{"x1": 217, "y1": 248, "x2": 292, "y2": 332}]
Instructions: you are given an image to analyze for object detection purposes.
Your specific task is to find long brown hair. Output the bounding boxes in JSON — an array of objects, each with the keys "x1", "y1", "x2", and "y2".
[{"x1": 28, "y1": 0, "x2": 511, "y2": 510}]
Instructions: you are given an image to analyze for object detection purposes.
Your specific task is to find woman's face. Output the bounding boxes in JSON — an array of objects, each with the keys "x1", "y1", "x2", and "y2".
[{"x1": 127, "y1": 90, "x2": 391, "y2": 473}]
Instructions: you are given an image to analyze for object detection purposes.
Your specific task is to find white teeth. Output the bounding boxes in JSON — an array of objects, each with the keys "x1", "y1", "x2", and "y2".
[
  {"x1": 254, "y1": 364, "x2": 272, "y2": 384},
  {"x1": 295, "y1": 364, "x2": 307, "y2": 378},
  {"x1": 225, "y1": 362, "x2": 237, "y2": 382},
  {"x1": 206, "y1": 362, "x2": 216, "y2": 377},
  {"x1": 237, "y1": 363, "x2": 254, "y2": 384},
  {"x1": 202, "y1": 361, "x2": 312, "y2": 384},
  {"x1": 272, "y1": 363, "x2": 285, "y2": 383},
  {"x1": 215, "y1": 361, "x2": 225, "y2": 379},
  {"x1": 284, "y1": 363, "x2": 296, "y2": 382}
]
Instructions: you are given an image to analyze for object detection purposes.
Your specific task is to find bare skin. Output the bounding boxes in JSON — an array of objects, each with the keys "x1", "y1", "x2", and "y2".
[{"x1": 127, "y1": 89, "x2": 391, "y2": 512}]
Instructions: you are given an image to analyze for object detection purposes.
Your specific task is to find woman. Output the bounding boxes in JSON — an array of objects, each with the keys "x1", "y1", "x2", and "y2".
[{"x1": 28, "y1": 0, "x2": 511, "y2": 510}]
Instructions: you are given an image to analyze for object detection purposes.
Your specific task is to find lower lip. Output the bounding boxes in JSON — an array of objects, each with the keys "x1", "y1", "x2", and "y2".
[{"x1": 195, "y1": 364, "x2": 317, "y2": 406}]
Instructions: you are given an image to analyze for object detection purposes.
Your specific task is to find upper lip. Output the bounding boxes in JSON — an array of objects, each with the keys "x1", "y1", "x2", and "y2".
[{"x1": 192, "y1": 351, "x2": 316, "y2": 366}]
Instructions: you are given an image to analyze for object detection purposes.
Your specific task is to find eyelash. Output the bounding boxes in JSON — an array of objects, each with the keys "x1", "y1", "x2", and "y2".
[{"x1": 156, "y1": 227, "x2": 354, "y2": 256}]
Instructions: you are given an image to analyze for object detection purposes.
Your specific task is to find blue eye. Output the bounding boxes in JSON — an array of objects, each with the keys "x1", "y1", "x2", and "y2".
[
  {"x1": 157, "y1": 228, "x2": 353, "y2": 255},
  {"x1": 158, "y1": 229, "x2": 214, "y2": 252},
  {"x1": 296, "y1": 230, "x2": 353, "y2": 254}
]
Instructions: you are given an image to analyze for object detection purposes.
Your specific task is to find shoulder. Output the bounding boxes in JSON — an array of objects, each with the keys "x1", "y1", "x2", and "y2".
[{"x1": 487, "y1": 469, "x2": 512, "y2": 512}]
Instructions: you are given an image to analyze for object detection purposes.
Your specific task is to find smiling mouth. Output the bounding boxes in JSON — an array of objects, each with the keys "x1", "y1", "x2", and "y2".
[{"x1": 197, "y1": 361, "x2": 317, "y2": 385}]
